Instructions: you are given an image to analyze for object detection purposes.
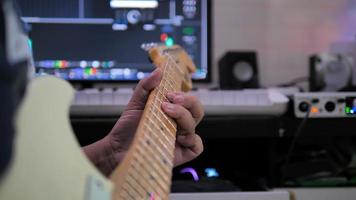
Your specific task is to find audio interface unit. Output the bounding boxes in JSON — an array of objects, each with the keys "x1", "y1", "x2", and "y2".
[{"x1": 294, "y1": 92, "x2": 356, "y2": 118}]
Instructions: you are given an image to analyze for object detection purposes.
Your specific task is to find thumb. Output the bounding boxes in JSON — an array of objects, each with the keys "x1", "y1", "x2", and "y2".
[{"x1": 125, "y1": 69, "x2": 162, "y2": 111}]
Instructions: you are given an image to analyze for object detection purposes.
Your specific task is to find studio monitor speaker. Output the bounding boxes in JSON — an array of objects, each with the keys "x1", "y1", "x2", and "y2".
[
  {"x1": 218, "y1": 51, "x2": 259, "y2": 89},
  {"x1": 310, "y1": 53, "x2": 354, "y2": 91}
]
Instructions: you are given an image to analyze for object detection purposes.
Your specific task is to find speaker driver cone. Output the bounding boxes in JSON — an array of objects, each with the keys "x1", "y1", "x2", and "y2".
[{"x1": 233, "y1": 61, "x2": 254, "y2": 82}]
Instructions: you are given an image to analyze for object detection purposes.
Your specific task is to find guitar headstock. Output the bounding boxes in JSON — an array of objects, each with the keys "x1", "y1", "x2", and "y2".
[{"x1": 143, "y1": 44, "x2": 196, "y2": 92}]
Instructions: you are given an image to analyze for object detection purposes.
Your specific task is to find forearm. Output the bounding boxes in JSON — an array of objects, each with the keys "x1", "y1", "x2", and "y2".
[{"x1": 82, "y1": 136, "x2": 118, "y2": 177}]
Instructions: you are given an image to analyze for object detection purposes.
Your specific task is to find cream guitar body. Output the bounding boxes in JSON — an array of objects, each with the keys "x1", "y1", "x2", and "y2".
[{"x1": 0, "y1": 76, "x2": 112, "y2": 200}]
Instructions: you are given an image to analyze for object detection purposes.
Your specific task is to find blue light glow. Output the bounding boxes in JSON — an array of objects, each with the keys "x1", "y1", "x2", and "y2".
[{"x1": 205, "y1": 168, "x2": 219, "y2": 178}]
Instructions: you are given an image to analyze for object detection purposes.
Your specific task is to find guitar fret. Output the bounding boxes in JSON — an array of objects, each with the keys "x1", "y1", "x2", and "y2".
[
  {"x1": 163, "y1": 79, "x2": 175, "y2": 92},
  {"x1": 147, "y1": 105, "x2": 176, "y2": 136},
  {"x1": 145, "y1": 105, "x2": 176, "y2": 141},
  {"x1": 167, "y1": 54, "x2": 185, "y2": 76},
  {"x1": 160, "y1": 61, "x2": 174, "y2": 88},
  {"x1": 134, "y1": 142, "x2": 168, "y2": 175},
  {"x1": 163, "y1": 68, "x2": 179, "y2": 90},
  {"x1": 153, "y1": 96, "x2": 165, "y2": 108},
  {"x1": 134, "y1": 153, "x2": 170, "y2": 195},
  {"x1": 129, "y1": 159, "x2": 166, "y2": 197},
  {"x1": 149, "y1": 112, "x2": 176, "y2": 138},
  {"x1": 143, "y1": 121, "x2": 175, "y2": 150},
  {"x1": 165, "y1": 57, "x2": 179, "y2": 75},
  {"x1": 128, "y1": 159, "x2": 164, "y2": 197},
  {"x1": 129, "y1": 170, "x2": 164, "y2": 200},
  {"x1": 160, "y1": 73, "x2": 176, "y2": 90},
  {"x1": 135, "y1": 143, "x2": 172, "y2": 185},
  {"x1": 165, "y1": 62, "x2": 183, "y2": 86},
  {"x1": 125, "y1": 173, "x2": 147, "y2": 197},
  {"x1": 156, "y1": 89, "x2": 169, "y2": 103},
  {"x1": 120, "y1": 189, "x2": 133, "y2": 200},
  {"x1": 142, "y1": 133, "x2": 174, "y2": 169},
  {"x1": 149, "y1": 101, "x2": 177, "y2": 132},
  {"x1": 141, "y1": 132, "x2": 174, "y2": 164},
  {"x1": 128, "y1": 168, "x2": 154, "y2": 195},
  {"x1": 131, "y1": 153, "x2": 169, "y2": 195},
  {"x1": 162, "y1": 84, "x2": 170, "y2": 97},
  {"x1": 135, "y1": 133, "x2": 172, "y2": 167},
  {"x1": 123, "y1": 182, "x2": 144, "y2": 199},
  {"x1": 165, "y1": 66, "x2": 179, "y2": 81},
  {"x1": 140, "y1": 134, "x2": 174, "y2": 174},
  {"x1": 154, "y1": 92, "x2": 168, "y2": 110},
  {"x1": 137, "y1": 138, "x2": 173, "y2": 174},
  {"x1": 164, "y1": 73, "x2": 179, "y2": 89},
  {"x1": 145, "y1": 119, "x2": 175, "y2": 151},
  {"x1": 122, "y1": 184, "x2": 137, "y2": 200},
  {"x1": 144, "y1": 121, "x2": 174, "y2": 149},
  {"x1": 148, "y1": 113, "x2": 176, "y2": 137},
  {"x1": 145, "y1": 137, "x2": 172, "y2": 168},
  {"x1": 168, "y1": 79, "x2": 177, "y2": 91},
  {"x1": 129, "y1": 166, "x2": 165, "y2": 200}
]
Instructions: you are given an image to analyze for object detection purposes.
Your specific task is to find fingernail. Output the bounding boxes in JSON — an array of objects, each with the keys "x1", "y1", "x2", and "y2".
[
  {"x1": 166, "y1": 93, "x2": 174, "y2": 101},
  {"x1": 175, "y1": 95, "x2": 184, "y2": 103},
  {"x1": 163, "y1": 102, "x2": 175, "y2": 112}
]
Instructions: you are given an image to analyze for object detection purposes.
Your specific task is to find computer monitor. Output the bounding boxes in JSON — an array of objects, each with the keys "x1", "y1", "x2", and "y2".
[{"x1": 19, "y1": 0, "x2": 211, "y2": 84}]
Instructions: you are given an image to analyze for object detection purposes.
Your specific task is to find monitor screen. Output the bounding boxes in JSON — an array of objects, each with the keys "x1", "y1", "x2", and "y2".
[{"x1": 18, "y1": 0, "x2": 210, "y2": 83}]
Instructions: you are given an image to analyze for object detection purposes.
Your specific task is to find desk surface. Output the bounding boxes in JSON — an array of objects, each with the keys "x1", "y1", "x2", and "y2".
[
  {"x1": 170, "y1": 188, "x2": 356, "y2": 200},
  {"x1": 277, "y1": 187, "x2": 356, "y2": 200},
  {"x1": 170, "y1": 191, "x2": 291, "y2": 200}
]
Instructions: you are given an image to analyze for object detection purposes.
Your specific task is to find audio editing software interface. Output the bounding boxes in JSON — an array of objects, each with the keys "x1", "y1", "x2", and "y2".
[{"x1": 19, "y1": 0, "x2": 209, "y2": 82}]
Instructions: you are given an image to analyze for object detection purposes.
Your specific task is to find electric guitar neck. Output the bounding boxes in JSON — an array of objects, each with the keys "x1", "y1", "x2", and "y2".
[{"x1": 110, "y1": 45, "x2": 196, "y2": 200}]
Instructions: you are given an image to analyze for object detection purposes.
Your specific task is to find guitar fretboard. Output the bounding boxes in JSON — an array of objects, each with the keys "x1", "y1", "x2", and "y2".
[{"x1": 111, "y1": 49, "x2": 193, "y2": 200}]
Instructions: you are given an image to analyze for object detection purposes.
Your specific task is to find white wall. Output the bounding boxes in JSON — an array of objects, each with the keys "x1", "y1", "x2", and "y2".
[{"x1": 213, "y1": 0, "x2": 356, "y2": 89}]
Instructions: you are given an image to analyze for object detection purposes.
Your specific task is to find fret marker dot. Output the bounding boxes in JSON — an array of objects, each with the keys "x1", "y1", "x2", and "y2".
[
  {"x1": 150, "y1": 174, "x2": 155, "y2": 180},
  {"x1": 162, "y1": 159, "x2": 168, "y2": 165},
  {"x1": 146, "y1": 139, "x2": 151, "y2": 145}
]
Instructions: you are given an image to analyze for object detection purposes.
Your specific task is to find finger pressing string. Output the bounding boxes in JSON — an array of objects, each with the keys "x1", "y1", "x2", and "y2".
[
  {"x1": 161, "y1": 102, "x2": 196, "y2": 133},
  {"x1": 166, "y1": 92, "x2": 204, "y2": 124}
]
